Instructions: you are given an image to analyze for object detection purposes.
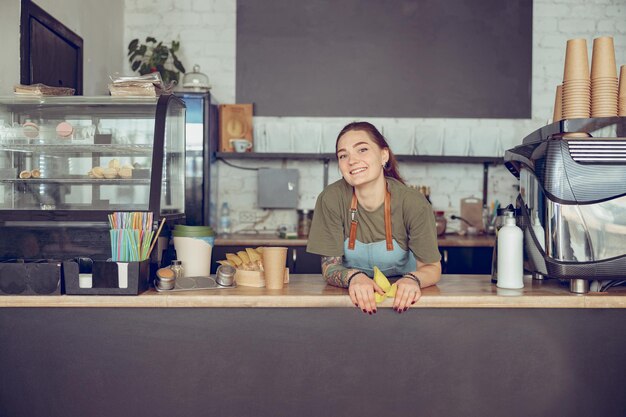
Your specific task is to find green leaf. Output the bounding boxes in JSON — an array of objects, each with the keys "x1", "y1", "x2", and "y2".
[
  {"x1": 173, "y1": 59, "x2": 185, "y2": 74},
  {"x1": 127, "y1": 39, "x2": 139, "y2": 52},
  {"x1": 153, "y1": 47, "x2": 169, "y2": 65},
  {"x1": 138, "y1": 45, "x2": 147, "y2": 55},
  {"x1": 170, "y1": 41, "x2": 180, "y2": 52},
  {"x1": 131, "y1": 60, "x2": 141, "y2": 71},
  {"x1": 146, "y1": 37, "x2": 157, "y2": 43},
  {"x1": 139, "y1": 63, "x2": 151, "y2": 74}
]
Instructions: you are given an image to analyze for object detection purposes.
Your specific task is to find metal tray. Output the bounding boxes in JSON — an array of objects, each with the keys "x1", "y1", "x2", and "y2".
[{"x1": 154, "y1": 275, "x2": 236, "y2": 292}]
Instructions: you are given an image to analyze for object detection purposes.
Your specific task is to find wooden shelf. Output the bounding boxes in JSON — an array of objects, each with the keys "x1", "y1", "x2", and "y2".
[{"x1": 216, "y1": 152, "x2": 503, "y2": 164}]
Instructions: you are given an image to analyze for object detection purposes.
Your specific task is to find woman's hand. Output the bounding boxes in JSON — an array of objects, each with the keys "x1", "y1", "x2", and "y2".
[
  {"x1": 348, "y1": 272, "x2": 385, "y2": 314},
  {"x1": 393, "y1": 277, "x2": 422, "y2": 313}
]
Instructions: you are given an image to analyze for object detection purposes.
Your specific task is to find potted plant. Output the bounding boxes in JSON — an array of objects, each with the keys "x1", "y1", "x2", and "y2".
[{"x1": 127, "y1": 37, "x2": 186, "y2": 85}]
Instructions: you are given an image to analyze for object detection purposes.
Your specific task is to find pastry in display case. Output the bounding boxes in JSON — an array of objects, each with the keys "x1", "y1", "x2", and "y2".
[{"x1": 0, "y1": 95, "x2": 186, "y2": 261}]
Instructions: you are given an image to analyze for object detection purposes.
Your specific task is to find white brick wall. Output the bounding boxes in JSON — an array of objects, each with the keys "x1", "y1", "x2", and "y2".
[{"x1": 125, "y1": 0, "x2": 626, "y2": 232}]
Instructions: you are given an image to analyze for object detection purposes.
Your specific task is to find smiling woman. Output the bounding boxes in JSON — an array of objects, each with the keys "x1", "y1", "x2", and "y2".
[{"x1": 306, "y1": 122, "x2": 442, "y2": 314}]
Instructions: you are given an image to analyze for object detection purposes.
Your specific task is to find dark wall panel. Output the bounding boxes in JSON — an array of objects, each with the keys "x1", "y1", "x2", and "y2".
[{"x1": 236, "y1": 0, "x2": 532, "y2": 118}]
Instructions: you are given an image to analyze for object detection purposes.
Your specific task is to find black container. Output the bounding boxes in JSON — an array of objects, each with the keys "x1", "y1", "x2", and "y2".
[
  {"x1": 63, "y1": 260, "x2": 151, "y2": 295},
  {"x1": 0, "y1": 260, "x2": 62, "y2": 295}
]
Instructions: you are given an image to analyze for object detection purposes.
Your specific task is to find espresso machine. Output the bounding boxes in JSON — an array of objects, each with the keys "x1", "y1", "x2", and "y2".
[{"x1": 504, "y1": 117, "x2": 626, "y2": 293}]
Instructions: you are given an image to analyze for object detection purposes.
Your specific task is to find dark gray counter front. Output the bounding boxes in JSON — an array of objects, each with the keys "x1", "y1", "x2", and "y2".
[{"x1": 1, "y1": 308, "x2": 625, "y2": 417}]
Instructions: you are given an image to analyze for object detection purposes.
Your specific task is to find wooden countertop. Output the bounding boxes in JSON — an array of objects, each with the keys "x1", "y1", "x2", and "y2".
[
  {"x1": 215, "y1": 233, "x2": 495, "y2": 247},
  {"x1": 1, "y1": 275, "x2": 624, "y2": 309}
]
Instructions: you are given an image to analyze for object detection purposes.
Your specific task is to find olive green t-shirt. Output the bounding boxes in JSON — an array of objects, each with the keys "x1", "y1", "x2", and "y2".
[{"x1": 306, "y1": 178, "x2": 441, "y2": 263}]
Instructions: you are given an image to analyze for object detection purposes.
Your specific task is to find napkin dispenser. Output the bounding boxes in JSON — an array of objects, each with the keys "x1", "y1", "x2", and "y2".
[{"x1": 504, "y1": 117, "x2": 626, "y2": 293}]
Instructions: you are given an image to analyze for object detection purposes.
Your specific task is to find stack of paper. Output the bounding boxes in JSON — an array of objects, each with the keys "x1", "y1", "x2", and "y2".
[
  {"x1": 14, "y1": 83, "x2": 75, "y2": 96},
  {"x1": 108, "y1": 73, "x2": 172, "y2": 97}
]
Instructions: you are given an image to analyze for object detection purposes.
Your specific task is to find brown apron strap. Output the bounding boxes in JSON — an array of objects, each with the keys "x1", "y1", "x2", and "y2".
[
  {"x1": 348, "y1": 187, "x2": 394, "y2": 251},
  {"x1": 348, "y1": 192, "x2": 358, "y2": 250},
  {"x1": 384, "y1": 188, "x2": 393, "y2": 251}
]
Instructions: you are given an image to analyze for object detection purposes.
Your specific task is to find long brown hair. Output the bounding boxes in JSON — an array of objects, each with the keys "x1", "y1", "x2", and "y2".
[{"x1": 335, "y1": 121, "x2": 405, "y2": 184}]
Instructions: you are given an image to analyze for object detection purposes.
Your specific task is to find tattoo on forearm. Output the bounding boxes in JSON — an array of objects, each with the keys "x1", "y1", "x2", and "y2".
[{"x1": 321, "y1": 256, "x2": 350, "y2": 288}]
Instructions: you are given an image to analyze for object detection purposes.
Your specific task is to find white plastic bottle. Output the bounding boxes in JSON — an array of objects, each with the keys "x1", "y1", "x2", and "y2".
[
  {"x1": 496, "y1": 216, "x2": 524, "y2": 289},
  {"x1": 219, "y1": 202, "x2": 231, "y2": 234}
]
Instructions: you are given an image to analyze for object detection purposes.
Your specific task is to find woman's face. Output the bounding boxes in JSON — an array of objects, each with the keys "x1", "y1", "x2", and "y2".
[{"x1": 336, "y1": 130, "x2": 389, "y2": 187}]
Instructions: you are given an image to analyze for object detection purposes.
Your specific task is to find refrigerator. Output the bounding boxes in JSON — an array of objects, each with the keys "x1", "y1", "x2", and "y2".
[{"x1": 176, "y1": 91, "x2": 219, "y2": 228}]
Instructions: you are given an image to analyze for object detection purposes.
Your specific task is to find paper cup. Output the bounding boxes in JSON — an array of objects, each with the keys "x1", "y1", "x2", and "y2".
[
  {"x1": 563, "y1": 38, "x2": 590, "y2": 82},
  {"x1": 173, "y1": 236, "x2": 212, "y2": 277},
  {"x1": 262, "y1": 247, "x2": 288, "y2": 289},
  {"x1": 619, "y1": 65, "x2": 626, "y2": 98},
  {"x1": 553, "y1": 85, "x2": 563, "y2": 122},
  {"x1": 591, "y1": 36, "x2": 617, "y2": 79}
]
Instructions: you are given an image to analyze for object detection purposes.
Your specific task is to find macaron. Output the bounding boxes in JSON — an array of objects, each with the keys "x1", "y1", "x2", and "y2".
[
  {"x1": 91, "y1": 167, "x2": 104, "y2": 179},
  {"x1": 22, "y1": 122, "x2": 39, "y2": 138},
  {"x1": 118, "y1": 167, "x2": 133, "y2": 179},
  {"x1": 56, "y1": 121, "x2": 73, "y2": 138},
  {"x1": 103, "y1": 167, "x2": 118, "y2": 179},
  {"x1": 108, "y1": 159, "x2": 120, "y2": 169}
]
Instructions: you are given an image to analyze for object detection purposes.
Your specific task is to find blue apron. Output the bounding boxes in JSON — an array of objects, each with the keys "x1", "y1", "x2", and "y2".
[
  {"x1": 343, "y1": 238, "x2": 417, "y2": 277},
  {"x1": 343, "y1": 187, "x2": 416, "y2": 277}
]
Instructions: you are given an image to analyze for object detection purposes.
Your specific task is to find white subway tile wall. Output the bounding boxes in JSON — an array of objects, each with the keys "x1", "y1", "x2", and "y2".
[{"x1": 125, "y1": 0, "x2": 626, "y2": 232}]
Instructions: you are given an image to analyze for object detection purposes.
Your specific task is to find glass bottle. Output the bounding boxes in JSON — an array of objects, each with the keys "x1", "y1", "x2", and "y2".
[
  {"x1": 170, "y1": 260, "x2": 184, "y2": 279},
  {"x1": 434, "y1": 211, "x2": 447, "y2": 236},
  {"x1": 219, "y1": 202, "x2": 231, "y2": 234}
]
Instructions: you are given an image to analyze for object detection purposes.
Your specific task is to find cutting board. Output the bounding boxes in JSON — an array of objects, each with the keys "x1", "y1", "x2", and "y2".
[
  {"x1": 460, "y1": 197, "x2": 483, "y2": 232},
  {"x1": 219, "y1": 104, "x2": 254, "y2": 152}
]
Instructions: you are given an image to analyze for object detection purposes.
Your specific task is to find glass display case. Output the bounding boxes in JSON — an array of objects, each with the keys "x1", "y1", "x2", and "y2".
[
  {"x1": 0, "y1": 95, "x2": 185, "y2": 261},
  {"x1": 0, "y1": 95, "x2": 185, "y2": 221}
]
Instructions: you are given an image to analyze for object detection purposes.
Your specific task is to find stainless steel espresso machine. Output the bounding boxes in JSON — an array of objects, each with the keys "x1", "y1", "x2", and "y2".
[{"x1": 504, "y1": 117, "x2": 626, "y2": 293}]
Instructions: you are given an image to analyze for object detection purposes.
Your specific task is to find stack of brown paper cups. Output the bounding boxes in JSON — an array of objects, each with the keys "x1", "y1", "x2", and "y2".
[
  {"x1": 562, "y1": 38, "x2": 591, "y2": 119},
  {"x1": 262, "y1": 247, "x2": 288, "y2": 290},
  {"x1": 619, "y1": 65, "x2": 626, "y2": 116},
  {"x1": 590, "y1": 36, "x2": 618, "y2": 117},
  {"x1": 553, "y1": 84, "x2": 563, "y2": 122}
]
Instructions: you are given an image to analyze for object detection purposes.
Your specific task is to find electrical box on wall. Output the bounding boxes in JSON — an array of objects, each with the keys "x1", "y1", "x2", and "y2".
[{"x1": 258, "y1": 168, "x2": 299, "y2": 208}]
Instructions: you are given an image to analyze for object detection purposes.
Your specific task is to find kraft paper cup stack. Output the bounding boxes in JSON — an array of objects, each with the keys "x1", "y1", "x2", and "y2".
[
  {"x1": 553, "y1": 84, "x2": 563, "y2": 122},
  {"x1": 262, "y1": 247, "x2": 288, "y2": 290},
  {"x1": 619, "y1": 65, "x2": 626, "y2": 116},
  {"x1": 590, "y1": 36, "x2": 618, "y2": 117},
  {"x1": 562, "y1": 38, "x2": 591, "y2": 119}
]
